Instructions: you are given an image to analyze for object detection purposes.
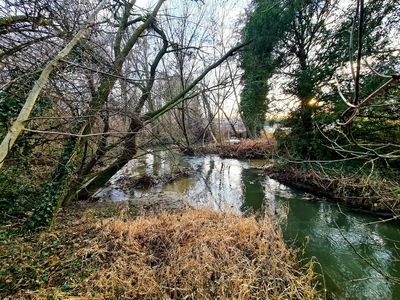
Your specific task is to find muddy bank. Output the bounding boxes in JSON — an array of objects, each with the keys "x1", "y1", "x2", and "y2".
[{"x1": 264, "y1": 165, "x2": 400, "y2": 215}]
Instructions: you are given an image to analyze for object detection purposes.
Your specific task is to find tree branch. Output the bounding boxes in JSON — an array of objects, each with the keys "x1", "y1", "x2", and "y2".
[
  {"x1": 0, "y1": 0, "x2": 108, "y2": 169},
  {"x1": 143, "y1": 42, "x2": 250, "y2": 124}
]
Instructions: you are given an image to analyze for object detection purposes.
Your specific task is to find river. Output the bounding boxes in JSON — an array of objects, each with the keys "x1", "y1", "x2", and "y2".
[{"x1": 96, "y1": 149, "x2": 400, "y2": 299}]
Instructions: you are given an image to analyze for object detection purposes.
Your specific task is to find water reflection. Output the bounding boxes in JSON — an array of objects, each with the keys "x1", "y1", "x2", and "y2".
[
  {"x1": 262, "y1": 177, "x2": 294, "y2": 217},
  {"x1": 278, "y1": 185, "x2": 400, "y2": 300},
  {"x1": 164, "y1": 156, "x2": 248, "y2": 212},
  {"x1": 94, "y1": 149, "x2": 183, "y2": 200},
  {"x1": 143, "y1": 149, "x2": 181, "y2": 177},
  {"x1": 96, "y1": 151, "x2": 400, "y2": 299}
]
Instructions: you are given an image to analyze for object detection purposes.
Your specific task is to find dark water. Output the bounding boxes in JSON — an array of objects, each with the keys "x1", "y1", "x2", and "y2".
[{"x1": 100, "y1": 151, "x2": 400, "y2": 299}]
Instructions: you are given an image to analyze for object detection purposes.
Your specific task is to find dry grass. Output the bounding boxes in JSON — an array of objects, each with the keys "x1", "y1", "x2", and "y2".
[
  {"x1": 231, "y1": 138, "x2": 276, "y2": 159},
  {"x1": 265, "y1": 165, "x2": 400, "y2": 214},
  {"x1": 1, "y1": 203, "x2": 316, "y2": 299},
  {"x1": 199, "y1": 138, "x2": 276, "y2": 159}
]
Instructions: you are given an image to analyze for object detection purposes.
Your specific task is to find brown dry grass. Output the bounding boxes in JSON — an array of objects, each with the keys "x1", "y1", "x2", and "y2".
[
  {"x1": 1, "y1": 203, "x2": 316, "y2": 299},
  {"x1": 232, "y1": 138, "x2": 276, "y2": 158},
  {"x1": 265, "y1": 165, "x2": 400, "y2": 214},
  {"x1": 199, "y1": 138, "x2": 276, "y2": 159}
]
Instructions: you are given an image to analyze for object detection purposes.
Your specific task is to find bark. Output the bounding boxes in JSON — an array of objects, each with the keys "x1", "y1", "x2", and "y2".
[
  {"x1": 76, "y1": 42, "x2": 249, "y2": 199},
  {"x1": 55, "y1": 0, "x2": 166, "y2": 205},
  {"x1": 202, "y1": 91, "x2": 218, "y2": 143},
  {"x1": 0, "y1": 0, "x2": 108, "y2": 170}
]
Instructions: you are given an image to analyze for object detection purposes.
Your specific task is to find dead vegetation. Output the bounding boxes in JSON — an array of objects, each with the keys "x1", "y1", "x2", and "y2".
[
  {"x1": 0, "y1": 202, "x2": 317, "y2": 299},
  {"x1": 265, "y1": 165, "x2": 400, "y2": 214},
  {"x1": 198, "y1": 138, "x2": 276, "y2": 159}
]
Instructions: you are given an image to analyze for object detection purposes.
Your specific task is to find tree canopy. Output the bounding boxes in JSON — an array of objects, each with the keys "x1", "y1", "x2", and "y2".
[{"x1": 240, "y1": 0, "x2": 400, "y2": 160}]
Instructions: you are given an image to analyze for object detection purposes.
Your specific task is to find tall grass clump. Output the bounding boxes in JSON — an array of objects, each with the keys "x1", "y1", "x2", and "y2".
[
  {"x1": 203, "y1": 137, "x2": 275, "y2": 158},
  {"x1": 1, "y1": 205, "x2": 316, "y2": 299}
]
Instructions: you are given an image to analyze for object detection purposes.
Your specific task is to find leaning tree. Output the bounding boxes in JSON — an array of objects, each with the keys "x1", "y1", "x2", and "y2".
[{"x1": 0, "y1": 0, "x2": 247, "y2": 230}]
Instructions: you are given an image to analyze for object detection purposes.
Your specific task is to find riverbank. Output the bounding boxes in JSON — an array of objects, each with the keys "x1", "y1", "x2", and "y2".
[
  {"x1": 264, "y1": 164, "x2": 400, "y2": 215},
  {"x1": 0, "y1": 199, "x2": 317, "y2": 299},
  {"x1": 196, "y1": 138, "x2": 275, "y2": 159},
  {"x1": 195, "y1": 138, "x2": 400, "y2": 215}
]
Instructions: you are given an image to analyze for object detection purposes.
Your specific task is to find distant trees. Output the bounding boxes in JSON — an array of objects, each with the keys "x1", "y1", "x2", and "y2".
[
  {"x1": 0, "y1": 0, "x2": 247, "y2": 230},
  {"x1": 155, "y1": 0, "x2": 247, "y2": 147}
]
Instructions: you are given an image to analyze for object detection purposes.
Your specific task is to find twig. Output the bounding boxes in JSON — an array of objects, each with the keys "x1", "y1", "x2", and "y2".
[
  {"x1": 350, "y1": 277, "x2": 390, "y2": 282},
  {"x1": 364, "y1": 215, "x2": 399, "y2": 226},
  {"x1": 26, "y1": 113, "x2": 120, "y2": 121},
  {"x1": 60, "y1": 59, "x2": 146, "y2": 86},
  {"x1": 23, "y1": 128, "x2": 138, "y2": 137},
  {"x1": 364, "y1": 60, "x2": 392, "y2": 78},
  {"x1": 333, "y1": 219, "x2": 400, "y2": 284},
  {"x1": 337, "y1": 75, "x2": 398, "y2": 127},
  {"x1": 335, "y1": 76, "x2": 357, "y2": 108}
]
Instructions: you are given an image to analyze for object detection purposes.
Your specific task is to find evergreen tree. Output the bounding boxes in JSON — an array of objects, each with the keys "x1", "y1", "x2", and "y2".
[
  {"x1": 240, "y1": 0, "x2": 291, "y2": 138},
  {"x1": 240, "y1": 0, "x2": 399, "y2": 159}
]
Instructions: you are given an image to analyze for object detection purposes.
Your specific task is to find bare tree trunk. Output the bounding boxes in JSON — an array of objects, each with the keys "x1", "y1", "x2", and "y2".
[
  {"x1": 76, "y1": 43, "x2": 249, "y2": 198},
  {"x1": 202, "y1": 91, "x2": 218, "y2": 143},
  {"x1": 0, "y1": 0, "x2": 108, "y2": 169}
]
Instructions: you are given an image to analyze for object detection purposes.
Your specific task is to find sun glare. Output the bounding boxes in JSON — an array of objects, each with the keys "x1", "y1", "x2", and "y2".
[{"x1": 308, "y1": 98, "x2": 318, "y2": 106}]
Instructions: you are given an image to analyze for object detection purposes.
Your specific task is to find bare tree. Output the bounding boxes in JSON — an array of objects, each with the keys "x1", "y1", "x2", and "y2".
[
  {"x1": 0, "y1": 0, "x2": 248, "y2": 230},
  {"x1": 0, "y1": 0, "x2": 108, "y2": 169}
]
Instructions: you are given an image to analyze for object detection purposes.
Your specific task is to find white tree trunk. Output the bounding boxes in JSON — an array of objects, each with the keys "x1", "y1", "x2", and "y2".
[{"x1": 0, "y1": 0, "x2": 108, "y2": 169}]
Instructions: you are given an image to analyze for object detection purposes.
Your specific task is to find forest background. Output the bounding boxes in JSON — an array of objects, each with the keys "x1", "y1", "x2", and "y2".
[{"x1": 0, "y1": 0, "x2": 399, "y2": 229}]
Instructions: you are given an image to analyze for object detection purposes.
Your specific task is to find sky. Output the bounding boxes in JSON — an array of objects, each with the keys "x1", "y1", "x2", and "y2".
[{"x1": 132, "y1": 0, "x2": 251, "y2": 117}]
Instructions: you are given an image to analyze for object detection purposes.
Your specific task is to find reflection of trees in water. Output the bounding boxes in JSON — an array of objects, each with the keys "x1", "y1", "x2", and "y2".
[
  {"x1": 239, "y1": 170, "x2": 264, "y2": 213},
  {"x1": 190, "y1": 157, "x2": 245, "y2": 212},
  {"x1": 145, "y1": 151, "x2": 155, "y2": 176},
  {"x1": 263, "y1": 178, "x2": 277, "y2": 216},
  {"x1": 142, "y1": 149, "x2": 182, "y2": 177},
  {"x1": 198, "y1": 157, "x2": 216, "y2": 207},
  {"x1": 285, "y1": 198, "x2": 400, "y2": 300},
  {"x1": 262, "y1": 178, "x2": 294, "y2": 217}
]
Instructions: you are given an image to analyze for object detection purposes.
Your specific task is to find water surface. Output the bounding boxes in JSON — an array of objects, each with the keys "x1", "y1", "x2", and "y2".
[{"x1": 98, "y1": 151, "x2": 400, "y2": 299}]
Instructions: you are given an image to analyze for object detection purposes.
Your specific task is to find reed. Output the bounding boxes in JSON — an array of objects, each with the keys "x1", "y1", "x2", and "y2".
[{"x1": 1, "y1": 204, "x2": 316, "y2": 299}]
